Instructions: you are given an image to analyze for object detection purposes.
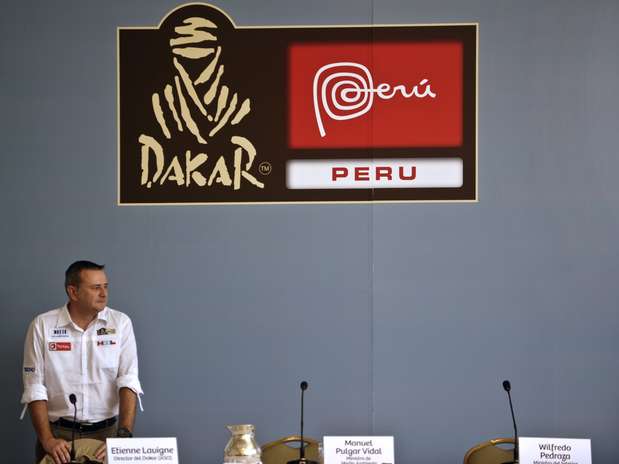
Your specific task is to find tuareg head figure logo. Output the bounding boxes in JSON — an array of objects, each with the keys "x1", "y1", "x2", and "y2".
[{"x1": 136, "y1": 4, "x2": 264, "y2": 192}]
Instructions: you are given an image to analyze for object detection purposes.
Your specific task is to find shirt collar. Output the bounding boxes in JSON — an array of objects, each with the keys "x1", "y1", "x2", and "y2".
[
  {"x1": 57, "y1": 305, "x2": 72, "y2": 327},
  {"x1": 97, "y1": 307, "x2": 110, "y2": 323},
  {"x1": 58, "y1": 304, "x2": 110, "y2": 327}
]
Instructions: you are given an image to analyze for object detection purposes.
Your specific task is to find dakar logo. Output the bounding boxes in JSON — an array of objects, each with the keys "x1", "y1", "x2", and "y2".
[
  {"x1": 137, "y1": 14, "x2": 264, "y2": 191},
  {"x1": 313, "y1": 62, "x2": 437, "y2": 138},
  {"x1": 97, "y1": 327, "x2": 116, "y2": 336}
]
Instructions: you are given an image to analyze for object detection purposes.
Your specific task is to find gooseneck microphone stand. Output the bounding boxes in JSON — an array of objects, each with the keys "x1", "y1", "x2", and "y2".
[
  {"x1": 68, "y1": 393, "x2": 80, "y2": 464},
  {"x1": 287, "y1": 381, "x2": 318, "y2": 464},
  {"x1": 502, "y1": 380, "x2": 519, "y2": 464}
]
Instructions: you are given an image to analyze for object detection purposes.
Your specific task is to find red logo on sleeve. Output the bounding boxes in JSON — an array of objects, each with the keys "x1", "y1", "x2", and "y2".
[{"x1": 49, "y1": 342, "x2": 71, "y2": 351}]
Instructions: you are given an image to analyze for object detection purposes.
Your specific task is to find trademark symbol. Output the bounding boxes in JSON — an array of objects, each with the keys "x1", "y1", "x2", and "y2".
[{"x1": 258, "y1": 162, "x2": 272, "y2": 176}]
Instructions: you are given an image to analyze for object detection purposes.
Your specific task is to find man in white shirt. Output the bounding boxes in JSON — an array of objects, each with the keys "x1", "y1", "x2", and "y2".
[{"x1": 21, "y1": 261, "x2": 143, "y2": 464}]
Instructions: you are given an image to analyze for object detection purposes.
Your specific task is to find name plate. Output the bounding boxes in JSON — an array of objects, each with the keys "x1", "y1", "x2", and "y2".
[
  {"x1": 107, "y1": 437, "x2": 179, "y2": 463},
  {"x1": 323, "y1": 436, "x2": 394, "y2": 464},
  {"x1": 519, "y1": 437, "x2": 591, "y2": 464}
]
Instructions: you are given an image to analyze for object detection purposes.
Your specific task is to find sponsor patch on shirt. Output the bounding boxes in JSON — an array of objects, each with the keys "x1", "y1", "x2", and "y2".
[
  {"x1": 97, "y1": 327, "x2": 116, "y2": 336},
  {"x1": 97, "y1": 340, "x2": 117, "y2": 346},
  {"x1": 51, "y1": 328, "x2": 68, "y2": 338},
  {"x1": 24, "y1": 367, "x2": 36, "y2": 373},
  {"x1": 48, "y1": 342, "x2": 71, "y2": 351}
]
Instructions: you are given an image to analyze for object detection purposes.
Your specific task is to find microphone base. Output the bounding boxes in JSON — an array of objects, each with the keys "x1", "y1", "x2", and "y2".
[
  {"x1": 502, "y1": 453, "x2": 519, "y2": 464},
  {"x1": 288, "y1": 459, "x2": 319, "y2": 464}
]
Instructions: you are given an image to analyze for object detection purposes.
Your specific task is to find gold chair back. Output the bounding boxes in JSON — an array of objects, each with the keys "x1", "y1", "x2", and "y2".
[
  {"x1": 463, "y1": 438, "x2": 515, "y2": 464},
  {"x1": 261, "y1": 435, "x2": 320, "y2": 464}
]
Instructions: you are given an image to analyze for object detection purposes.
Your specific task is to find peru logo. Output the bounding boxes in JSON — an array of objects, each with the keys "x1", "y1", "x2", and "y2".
[
  {"x1": 312, "y1": 61, "x2": 437, "y2": 138},
  {"x1": 289, "y1": 42, "x2": 463, "y2": 148}
]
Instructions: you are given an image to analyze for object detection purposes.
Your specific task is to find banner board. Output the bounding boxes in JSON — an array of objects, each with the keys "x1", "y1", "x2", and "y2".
[{"x1": 118, "y1": 3, "x2": 477, "y2": 204}]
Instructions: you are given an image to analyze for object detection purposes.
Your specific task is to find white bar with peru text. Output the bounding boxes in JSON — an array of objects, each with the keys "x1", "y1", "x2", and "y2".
[{"x1": 286, "y1": 158, "x2": 463, "y2": 189}]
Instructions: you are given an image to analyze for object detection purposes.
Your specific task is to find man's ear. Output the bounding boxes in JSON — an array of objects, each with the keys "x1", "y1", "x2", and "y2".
[{"x1": 66, "y1": 285, "x2": 78, "y2": 301}]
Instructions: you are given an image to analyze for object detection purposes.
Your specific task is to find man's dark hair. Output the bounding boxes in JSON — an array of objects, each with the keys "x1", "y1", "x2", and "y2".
[{"x1": 65, "y1": 260, "x2": 105, "y2": 290}]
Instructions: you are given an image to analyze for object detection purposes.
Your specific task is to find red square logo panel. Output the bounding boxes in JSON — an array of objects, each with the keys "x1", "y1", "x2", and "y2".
[{"x1": 288, "y1": 42, "x2": 463, "y2": 148}]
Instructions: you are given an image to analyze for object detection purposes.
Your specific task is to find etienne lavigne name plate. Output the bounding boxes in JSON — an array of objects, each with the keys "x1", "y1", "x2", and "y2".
[{"x1": 107, "y1": 437, "x2": 179, "y2": 464}]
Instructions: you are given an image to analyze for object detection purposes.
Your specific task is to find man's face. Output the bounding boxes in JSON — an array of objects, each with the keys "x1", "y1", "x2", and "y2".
[{"x1": 70, "y1": 269, "x2": 109, "y2": 313}]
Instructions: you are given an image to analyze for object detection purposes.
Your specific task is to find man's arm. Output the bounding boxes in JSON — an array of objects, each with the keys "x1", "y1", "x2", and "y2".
[
  {"x1": 23, "y1": 319, "x2": 70, "y2": 464},
  {"x1": 94, "y1": 387, "x2": 138, "y2": 461},
  {"x1": 115, "y1": 316, "x2": 143, "y2": 421},
  {"x1": 29, "y1": 400, "x2": 71, "y2": 464},
  {"x1": 118, "y1": 387, "x2": 137, "y2": 432},
  {"x1": 94, "y1": 380, "x2": 139, "y2": 460}
]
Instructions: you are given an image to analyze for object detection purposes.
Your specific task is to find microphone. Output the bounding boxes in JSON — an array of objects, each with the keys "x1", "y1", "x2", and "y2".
[
  {"x1": 287, "y1": 381, "x2": 317, "y2": 464},
  {"x1": 502, "y1": 380, "x2": 519, "y2": 464},
  {"x1": 299, "y1": 382, "x2": 308, "y2": 460},
  {"x1": 69, "y1": 394, "x2": 78, "y2": 463}
]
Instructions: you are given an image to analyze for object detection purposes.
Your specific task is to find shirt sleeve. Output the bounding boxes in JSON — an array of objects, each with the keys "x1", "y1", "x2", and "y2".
[
  {"x1": 116, "y1": 316, "x2": 144, "y2": 406},
  {"x1": 21, "y1": 318, "x2": 48, "y2": 405}
]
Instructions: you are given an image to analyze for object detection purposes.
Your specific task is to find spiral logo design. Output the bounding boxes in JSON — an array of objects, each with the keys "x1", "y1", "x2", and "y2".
[{"x1": 313, "y1": 62, "x2": 374, "y2": 138}]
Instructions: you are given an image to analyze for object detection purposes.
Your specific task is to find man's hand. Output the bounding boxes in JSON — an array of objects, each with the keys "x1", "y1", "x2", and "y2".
[
  {"x1": 95, "y1": 442, "x2": 107, "y2": 461},
  {"x1": 42, "y1": 437, "x2": 71, "y2": 464}
]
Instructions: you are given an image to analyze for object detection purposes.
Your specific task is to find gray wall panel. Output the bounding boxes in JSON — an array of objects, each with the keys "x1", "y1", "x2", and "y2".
[{"x1": 2, "y1": 1, "x2": 618, "y2": 463}]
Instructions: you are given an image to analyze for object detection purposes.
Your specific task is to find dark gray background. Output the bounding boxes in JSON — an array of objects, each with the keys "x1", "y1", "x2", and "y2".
[{"x1": 2, "y1": 1, "x2": 618, "y2": 462}]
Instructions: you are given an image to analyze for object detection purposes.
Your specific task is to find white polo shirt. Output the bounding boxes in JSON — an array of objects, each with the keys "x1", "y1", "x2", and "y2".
[{"x1": 21, "y1": 305, "x2": 143, "y2": 422}]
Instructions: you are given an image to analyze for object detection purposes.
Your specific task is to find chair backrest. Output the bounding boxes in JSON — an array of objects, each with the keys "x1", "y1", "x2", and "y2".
[
  {"x1": 261, "y1": 435, "x2": 320, "y2": 464},
  {"x1": 463, "y1": 438, "x2": 515, "y2": 464}
]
